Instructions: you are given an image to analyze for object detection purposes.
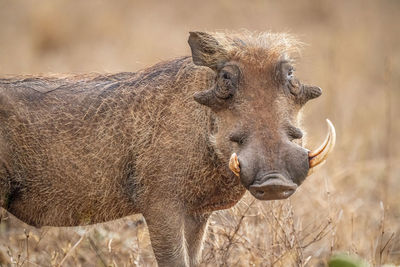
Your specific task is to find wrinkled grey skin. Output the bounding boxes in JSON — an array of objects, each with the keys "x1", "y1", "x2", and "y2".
[{"x1": 0, "y1": 32, "x2": 321, "y2": 266}]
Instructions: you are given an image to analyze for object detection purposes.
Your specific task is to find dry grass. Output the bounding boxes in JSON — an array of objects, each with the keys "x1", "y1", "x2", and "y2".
[{"x1": 0, "y1": 0, "x2": 399, "y2": 266}]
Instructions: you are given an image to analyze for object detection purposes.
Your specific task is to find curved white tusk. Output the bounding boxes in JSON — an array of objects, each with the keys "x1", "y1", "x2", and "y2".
[
  {"x1": 229, "y1": 153, "x2": 240, "y2": 176},
  {"x1": 308, "y1": 119, "x2": 336, "y2": 172}
]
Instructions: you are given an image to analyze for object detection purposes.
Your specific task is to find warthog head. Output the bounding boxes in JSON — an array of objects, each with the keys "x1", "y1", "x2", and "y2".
[{"x1": 189, "y1": 31, "x2": 335, "y2": 200}]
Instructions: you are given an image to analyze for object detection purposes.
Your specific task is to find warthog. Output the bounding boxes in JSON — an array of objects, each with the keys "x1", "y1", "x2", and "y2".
[{"x1": 0, "y1": 31, "x2": 335, "y2": 266}]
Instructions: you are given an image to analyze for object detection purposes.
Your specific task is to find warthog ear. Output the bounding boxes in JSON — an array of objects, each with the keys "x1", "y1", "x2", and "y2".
[{"x1": 188, "y1": 32, "x2": 228, "y2": 71}]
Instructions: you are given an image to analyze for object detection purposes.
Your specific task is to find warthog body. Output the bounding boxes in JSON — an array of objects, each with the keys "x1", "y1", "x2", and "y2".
[{"x1": 0, "y1": 32, "x2": 333, "y2": 266}]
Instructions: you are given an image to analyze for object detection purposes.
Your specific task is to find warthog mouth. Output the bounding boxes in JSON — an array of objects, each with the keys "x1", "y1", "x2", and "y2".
[{"x1": 248, "y1": 173, "x2": 298, "y2": 200}]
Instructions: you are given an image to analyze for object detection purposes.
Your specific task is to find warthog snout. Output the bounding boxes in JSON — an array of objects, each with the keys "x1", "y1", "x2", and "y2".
[
  {"x1": 233, "y1": 143, "x2": 309, "y2": 201},
  {"x1": 229, "y1": 119, "x2": 336, "y2": 201}
]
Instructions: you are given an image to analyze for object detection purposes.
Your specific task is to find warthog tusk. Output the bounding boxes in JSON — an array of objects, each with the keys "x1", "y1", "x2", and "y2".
[
  {"x1": 229, "y1": 153, "x2": 240, "y2": 176},
  {"x1": 308, "y1": 119, "x2": 336, "y2": 175}
]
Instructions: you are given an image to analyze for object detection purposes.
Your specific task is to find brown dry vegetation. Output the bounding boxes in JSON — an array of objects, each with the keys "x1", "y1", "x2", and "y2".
[{"x1": 0, "y1": 0, "x2": 399, "y2": 266}]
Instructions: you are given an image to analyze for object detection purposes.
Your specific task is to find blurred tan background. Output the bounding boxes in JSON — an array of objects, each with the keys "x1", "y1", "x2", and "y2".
[{"x1": 0, "y1": 0, "x2": 399, "y2": 266}]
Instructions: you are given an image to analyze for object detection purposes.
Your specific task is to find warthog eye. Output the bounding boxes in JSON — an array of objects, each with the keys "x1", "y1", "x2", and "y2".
[
  {"x1": 229, "y1": 130, "x2": 247, "y2": 145},
  {"x1": 222, "y1": 72, "x2": 231, "y2": 80},
  {"x1": 215, "y1": 65, "x2": 240, "y2": 99},
  {"x1": 286, "y1": 125, "x2": 303, "y2": 140},
  {"x1": 277, "y1": 61, "x2": 296, "y2": 86},
  {"x1": 276, "y1": 61, "x2": 304, "y2": 96}
]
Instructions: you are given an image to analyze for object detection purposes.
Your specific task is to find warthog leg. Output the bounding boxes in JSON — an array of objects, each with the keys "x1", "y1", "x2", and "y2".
[
  {"x1": 143, "y1": 203, "x2": 190, "y2": 267},
  {"x1": 184, "y1": 213, "x2": 210, "y2": 266}
]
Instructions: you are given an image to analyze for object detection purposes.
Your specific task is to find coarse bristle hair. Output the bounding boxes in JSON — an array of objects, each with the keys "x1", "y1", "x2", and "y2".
[{"x1": 209, "y1": 31, "x2": 303, "y2": 67}]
